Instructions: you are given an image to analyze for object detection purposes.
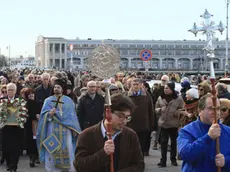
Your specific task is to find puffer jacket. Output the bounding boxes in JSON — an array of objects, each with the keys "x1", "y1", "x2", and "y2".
[{"x1": 155, "y1": 95, "x2": 184, "y2": 128}]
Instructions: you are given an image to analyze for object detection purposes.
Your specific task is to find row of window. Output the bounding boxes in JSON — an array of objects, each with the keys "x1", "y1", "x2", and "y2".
[
  {"x1": 47, "y1": 43, "x2": 228, "y2": 54},
  {"x1": 120, "y1": 61, "x2": 221, "y2": 69},
  {"x1": 64, "y1": 49, "x2": 225, "y2": 57},
  {"x1": 66, "y1": 44, "x2": 205, "y2": 49}
]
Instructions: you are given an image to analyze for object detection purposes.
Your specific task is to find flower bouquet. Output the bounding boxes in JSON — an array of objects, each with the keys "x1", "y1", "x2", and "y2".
[{"x1": 0, "y1": 98, "x2": 28, "y2": 128}]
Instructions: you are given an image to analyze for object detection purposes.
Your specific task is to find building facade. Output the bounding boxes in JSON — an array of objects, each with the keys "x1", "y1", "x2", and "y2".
[{"x1": 35, "y1": 35, "x2": 229, "y2": 72}]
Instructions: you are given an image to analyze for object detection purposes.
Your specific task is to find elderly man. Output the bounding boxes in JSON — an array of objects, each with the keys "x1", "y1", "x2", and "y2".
[
  {"x1": 25, "y1": 73, "x2": 37, "y2": 89},
  {"x1": 1, "y1": 83, "x2": 25, "y2": 172},
  {"x1": 34, "y1": 73, "x2": 52, "y2": 104},
  {"x1": 50, "y1": 76, "x2": 58, "y2": 86},
  {"x1": 77, "y1": 81, "x2": 105, "y2": 130},
  {"x1": 74, "y1": 74, "x2": 90, "y2": 97}
]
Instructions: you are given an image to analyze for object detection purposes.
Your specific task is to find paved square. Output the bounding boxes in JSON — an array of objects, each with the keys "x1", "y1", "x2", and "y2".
[{"x1": 0, "y1": 149, "x2": 181, "y2": 172}]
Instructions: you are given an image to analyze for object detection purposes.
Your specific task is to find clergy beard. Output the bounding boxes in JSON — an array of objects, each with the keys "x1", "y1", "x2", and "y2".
[
  {"x1": 55, "y1": 93, "x2": 62, "y2": 97},
  {"x1": 54, "y1": 90, "x2": 62, "y2": 97},
  {"x1": 54, "y1": 89, "x2": 62, "y2": 95}
]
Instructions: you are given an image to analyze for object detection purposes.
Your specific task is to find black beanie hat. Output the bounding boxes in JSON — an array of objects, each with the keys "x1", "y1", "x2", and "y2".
[
  {"x1": 167, "y1": 82, "x2": 175, "y2": 92},
  {"x1": 52, "y1": 79, "x2": 67, "y2": 95}
]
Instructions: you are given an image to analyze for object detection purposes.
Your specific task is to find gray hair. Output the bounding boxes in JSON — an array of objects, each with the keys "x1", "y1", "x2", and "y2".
[
  {"x1": 7, "y1": 83, "x2": 17, "y2": 91},
  {"x1": 41, "y1": 72, "x2": 50, "y2": 79}
]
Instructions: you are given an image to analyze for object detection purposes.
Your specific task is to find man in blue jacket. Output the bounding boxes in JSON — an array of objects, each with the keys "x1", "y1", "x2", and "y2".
[{"x1": 177, "y1": 93, "x2": 230, "y2": 172}]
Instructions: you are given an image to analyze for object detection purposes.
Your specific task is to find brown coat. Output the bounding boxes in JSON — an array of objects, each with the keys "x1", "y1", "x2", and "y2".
[
  {"x1": 126, "y1": 91, "x2": 155, "y2": 132},
  {"x1": 155, "y1": 95, "x2": 184, "y2": 128},
  {"x1": 74, "y1": 122, "x2": 145, "y2": 172}
]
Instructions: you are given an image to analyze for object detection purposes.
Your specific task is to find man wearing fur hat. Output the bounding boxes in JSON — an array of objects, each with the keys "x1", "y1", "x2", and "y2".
[
  {"x1": 36, "y1": 79, "x2": 81, "y2": 172},
  {"x1": 178, "y1": 88, "x2": 199, "y2": 127}
]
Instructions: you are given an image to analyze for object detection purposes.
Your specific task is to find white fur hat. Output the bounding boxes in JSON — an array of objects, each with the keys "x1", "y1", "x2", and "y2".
[
  {"x1": 186, "y1": 88, "x2": 199, "y2": 99},
  {"x1": 181, "y1": 77, "x2": 189, "y2": 83}
]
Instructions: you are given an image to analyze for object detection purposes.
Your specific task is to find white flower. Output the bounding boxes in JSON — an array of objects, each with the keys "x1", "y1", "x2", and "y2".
[
  {"x1": 21, "y1": 107, "x2": 27, "y2": 111},
  {"x1": 0, "y1": 123, "x2": 4, "y2": 129},
  {"x1": 19, "y1": 123, "x2": 24, "y2": 128}
]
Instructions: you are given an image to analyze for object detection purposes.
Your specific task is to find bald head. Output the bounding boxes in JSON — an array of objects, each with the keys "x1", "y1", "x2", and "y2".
[
  {"x1": 87, "y1": 81, "x2": 96, "y2": 94},
  {"x1": 161, "y1": 75, "x2": 169, "y2": 86},
  {"x1": 87, "y1": 81, "x2": 96, "y2": 87}
]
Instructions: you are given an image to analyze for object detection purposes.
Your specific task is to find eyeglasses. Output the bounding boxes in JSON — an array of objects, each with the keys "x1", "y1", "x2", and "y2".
[
  {"x1": 114, "y1": 112, "x2": 132, "y2": 122},
  {"x1": 198, "y1": 88, "x2": 203, "y2": 91},
  {"x1": 205, "y1": 106, "x2": 220, "y2": 111},
  {"x1": 221, "y1": 108, "x2": 228, "y2": 112},
  {"x1": 110, "y1": 89, "x2": 119, "y2": 92},
  {"x1": 88, "y1": 86, "x2": 96, "y2": 88}
]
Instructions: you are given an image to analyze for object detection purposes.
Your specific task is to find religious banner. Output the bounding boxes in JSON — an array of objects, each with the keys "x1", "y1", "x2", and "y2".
[{"x1": 0, "y1": 98, "x2": 28, "y2": 128}]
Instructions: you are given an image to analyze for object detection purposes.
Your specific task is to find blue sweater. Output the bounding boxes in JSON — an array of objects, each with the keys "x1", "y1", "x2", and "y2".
[{"x1": 177, "y1": 119, "x2": 230, "y2": 172}]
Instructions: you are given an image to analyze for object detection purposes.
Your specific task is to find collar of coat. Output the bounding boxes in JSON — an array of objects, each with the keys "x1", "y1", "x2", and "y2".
[{"x1": 127, "y1": 88, "x2": 146, "y2": 97}]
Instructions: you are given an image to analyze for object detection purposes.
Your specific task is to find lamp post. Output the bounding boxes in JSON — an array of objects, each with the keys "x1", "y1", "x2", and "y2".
[
  {"x1": 225, "y1": 0, "x2": 230, "y2": 76},
  {"x1": 70, "y1": 44, "x2": 73, "y2": 72}
]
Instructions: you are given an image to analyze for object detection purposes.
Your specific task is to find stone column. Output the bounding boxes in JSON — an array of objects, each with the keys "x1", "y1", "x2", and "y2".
[
  {"x1": 59, "y1": 43, "x2": 62, "y2": 69},
  {"x1": 52, "y1": 43, "x2": 55, "y2": 67},
  {"x1": 45, "y1": 42, "x2": 49, "y2": 68},
  {"x1": 81, "y1": 58, "x2": 84, "y2": 69},
  {"x1": 45, "y1": 43, "x2": 49, "y2": 68},
  {"x1": 159, "y1": 58, "x2": 162, "y2": 69},
  {"x1": 221, "y1": 58, "x2": 225, "y2": 70},
  {"x1": 190, "y1": 59, "x2": 193, "y2": 70},
  {"x1": 64, "y1": 44, "x2": 67, "y2": 70},
  {"x1": 128, "y1": 58, "x2": 132, "y2": 68},
  {"x1": 175, "y1": 58, "x2": 178, "y2": 69}
]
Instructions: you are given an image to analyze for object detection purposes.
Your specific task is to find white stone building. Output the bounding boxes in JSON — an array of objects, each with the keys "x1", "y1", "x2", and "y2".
[{"x1": 35, "y1": 35, "x2": 229, "y2": 72}]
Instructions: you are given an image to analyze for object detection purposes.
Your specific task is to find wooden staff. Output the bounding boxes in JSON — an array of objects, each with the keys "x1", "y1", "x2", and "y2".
[
  {"x1": 105, "y1": 105, "x2": 114, "y2": 172},
  {"x1": 105, "y1": 87, "x2": 114, "y2": 172},
  {"x1": 210, "y1": 78, "x2": 221, "y2": 172}
]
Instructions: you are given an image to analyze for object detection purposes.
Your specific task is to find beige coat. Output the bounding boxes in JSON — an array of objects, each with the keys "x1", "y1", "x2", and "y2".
[{"x1": 155, "y1": 95, "x2": 184, "y2": 128}]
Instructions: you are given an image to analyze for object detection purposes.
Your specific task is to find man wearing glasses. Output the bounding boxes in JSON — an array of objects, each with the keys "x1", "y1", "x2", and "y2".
[
  {"x1": 74, "y1": 94, "x2": 144, "y2": 172},
  {"x1": 177, "y1": 93, "x2": 230, "y2": 171}
]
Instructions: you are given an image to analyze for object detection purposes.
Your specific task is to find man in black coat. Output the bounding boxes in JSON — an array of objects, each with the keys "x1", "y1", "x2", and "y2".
[
  {"x1": 77, "y1": 81, "x2": 105, "y2": 130},
  {"x1": 34, "y1": 73, "x2": 52, "y2": 104},
  {"x1": 1, "y1": 83, "x2": 24, "y2": 172}
]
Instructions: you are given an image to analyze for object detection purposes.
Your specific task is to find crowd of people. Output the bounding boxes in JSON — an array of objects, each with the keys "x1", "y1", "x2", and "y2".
[{"x1": 0, "y1": 68, "x2": 230, "y2": 171}]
